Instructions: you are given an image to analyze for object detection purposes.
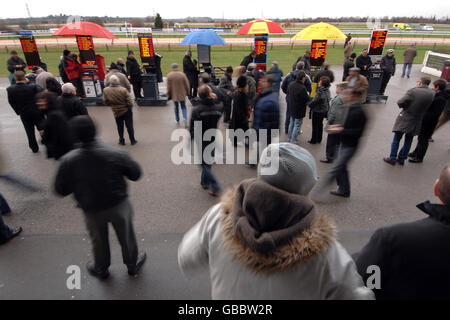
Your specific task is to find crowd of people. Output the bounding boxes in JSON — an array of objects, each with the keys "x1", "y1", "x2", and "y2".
[{"x1": 1, "y1": 43, "x2": 450, "y2": 300}]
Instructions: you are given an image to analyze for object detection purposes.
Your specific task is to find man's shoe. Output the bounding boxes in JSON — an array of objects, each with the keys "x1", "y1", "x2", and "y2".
[
  {"x1": 408, "y1": 152, "x2": 416, "y2": 158},
  {"x1": 130, "y1": 140, "x2": 138, "y2": 146},
  {"x1": 128, "y1": 252, "x2": 147, "y2": 276},
  {"x1": 86, "y1": 261, "x2": 109, "y2": 280},
  {"x1": 407, "y1": 75, "x2": 410, "y2": 79},
  {"x1": 31, "y1": 148, "x2": 39, "y2": 153},
  {"x1": 330, "y1": 190, "x2": 350, "y2": 198},
  {"x1": 118, "y1": 139, "x2": 125, "y2": 145},
  {"x1": 409, "y1": 157, "x2": 423, "y2": 163},
  {"x1": 207, "y1": 189, "x2": 219, "y2": 197},
  {"x1": 307, "y1": 140, "x2": 316, "y2": 144},
  {"x1": 320, "y1": 157, "x2": 332, "y2": 163},
  {"x1": 397, "y1": 158, "x2": 405, "y2": 165},
  {"x1": 383, "y1": 157, "x2": 396, "y2": 165},
  {"x1": 1, "y1": 226, "x2": 23, "y2": 244}
]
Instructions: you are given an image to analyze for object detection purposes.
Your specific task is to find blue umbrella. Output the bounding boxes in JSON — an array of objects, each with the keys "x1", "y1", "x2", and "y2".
[{"x1": 180, "y1": 30, "x2": 226, "y2": 46}]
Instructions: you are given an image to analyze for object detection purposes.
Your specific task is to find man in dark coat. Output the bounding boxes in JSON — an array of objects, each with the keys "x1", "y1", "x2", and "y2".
[
  {"x1": 7, "y1": 71, "x2": 44, "y2": 153},
  {"x1": 183, "y1": 50, "x2": 199, "y2": 99},
  {"x1": 379, "y1": 49, "x2": 396, "y2": 95},
  {"x1": 57, "y1": 83, "x2": 89, "y2": 120},
  {"x1": 267, "y1": 61, "x2": 283, "y2": 94},
  {"x1": 356, "y1": 49, "x2": 372, "y2": 78},
  {"x1": 218, "y1": 66, "x2": 235, "y2": 122},
  {"x1": 189, "y1": 85, "x2": 223, "y2": 196},
  {"x1": 54, "y1": 115, "x2": 146, "y2": 279},
  {"x1": 287, "y1": 71, "x2": 309, "y2": 144},
  {"x1": 7, "y1": 50, "x2": 26, "y2": 84},
  {"x1": 126, "y1": 51, "x2": 143, "y2": 100},
  {"x1": 383, "y1": 77, "x2": 435, "y2": 166},
  {"x1": 402, "y1": 44, "x2": 417, "y2": 78},
  {"x1": 300, "y1": 50, "x2": 311, "y2": 75},
  {"x1": 408, "y1": 79, "x2": 449, "y2": 163},
  {"x1": 229, "y1": 76, "x2": 249, "y2": 146},
  {"x1": 240, "y1": 51, "x2": 256, "y2": 68},
  {"x1": 355, "y1": 163, "x2": 450, "y2": 300},
  {"x1": 342, "y1": 53, "x2": 356, "y2": 81}
]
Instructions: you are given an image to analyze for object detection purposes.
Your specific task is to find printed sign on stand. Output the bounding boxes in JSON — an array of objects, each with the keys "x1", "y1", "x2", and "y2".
[
  {"x1": 19, "y1": 36, "x2": 41, "y2": 69},
  {"x1": 76, "y1": 35, "x2": 97, "y2": 68},
  {"x1": 254, "y1": 34, "x2": 269, "y2": 72},
  {"x1": 368, "y1": 30, "x2": 388, "y2": 63},
  {"x1": 138, "y1": 33, "x2": 155, "y2": 68},
  {"x1": 310, "y1": 40, "x2": 328, "y2": 67}
]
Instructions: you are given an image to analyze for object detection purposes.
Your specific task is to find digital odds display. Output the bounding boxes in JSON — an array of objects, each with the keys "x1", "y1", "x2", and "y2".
[
  {"x1": 19, "y1": 36, "x2": 41, "y2": 69},
  {"x1": 310, "y1": 40, "x2": 328, "y2": 67},
  {"x1": 254, "y1": 34, "x2": 268, "y2": 68},
  {"x1": 76, "y1": 35, "x2": 97, "y2": 68},
  {"x1": 138, "y1": 33, "x2": 155, "y2": 67},
  {"x1": 368, "y1": 30, "x2": 388, "y2": 56}
]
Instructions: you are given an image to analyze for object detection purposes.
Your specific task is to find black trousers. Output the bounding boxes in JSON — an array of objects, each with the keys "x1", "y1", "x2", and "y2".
[
  {"x1": 223, "y1": 95, "x2": 232, "y2": 122},
  {"x1": 379, "y1": 71, "x2": 391, "y2": 95},
  {"x1": 83, "y1": 199, "x2": 139, "y2": 271},
  {"x1": 20, "y1": 111, "x2": 44, "y2": 152},
  {"x1": 325, "y1": 134, "x2": 341, "y2": 161},
  {"x1": 311, "y1": 112, "x2": 326, "y2": 143},
  {"x1": 130, "y1": 78, "x2": 142, "y2": 99},
  {"x1": 70, "y1": 78, "x2": 84, "y2": 97},
  {"x1": 115, "y1": 110, "x2": 135, "y2": 142},
  {"x1": 411, "y1": 120, "x2": 438, "y2": 160},
  {"x1": 189, "y1": 82, "x2": 198, "y2": 99}
]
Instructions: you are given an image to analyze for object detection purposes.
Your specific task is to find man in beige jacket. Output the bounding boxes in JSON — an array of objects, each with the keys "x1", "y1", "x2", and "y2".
[{"x1": 166, "y1": 63, "x2": 190, "y2": 126}]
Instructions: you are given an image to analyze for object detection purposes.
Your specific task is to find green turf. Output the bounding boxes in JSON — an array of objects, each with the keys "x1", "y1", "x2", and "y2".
[{"x1": 1, "y1": 44, "x2": 449, "y2": 78}]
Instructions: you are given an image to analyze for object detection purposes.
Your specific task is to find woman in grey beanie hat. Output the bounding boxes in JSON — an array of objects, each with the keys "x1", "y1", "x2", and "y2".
[{"x1": 178, "y1": 143, "x2": 374, "y2": 300}]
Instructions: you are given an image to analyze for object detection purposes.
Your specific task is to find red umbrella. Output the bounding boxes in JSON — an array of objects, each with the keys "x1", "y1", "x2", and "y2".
[
  {"x1": 52, "y1": 21, "x2": 117, "y2": 39},
  {"x1": 237, "y1": 19, "x2": 285, "y2": 35}
]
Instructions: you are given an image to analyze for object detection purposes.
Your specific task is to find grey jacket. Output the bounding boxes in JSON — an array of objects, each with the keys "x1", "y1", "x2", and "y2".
[
  {"x1": 393, "y1": 85, "x2": 435, "y2": 135},
  {"x1": 327, "y1": 94, "x2": 346, "y2": 126},
  {"x1": 178, "y1": 189, "x2": 374, "y2": 300}
]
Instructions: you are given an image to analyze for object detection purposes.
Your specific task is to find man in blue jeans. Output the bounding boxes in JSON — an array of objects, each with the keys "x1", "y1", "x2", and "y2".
[
  {"x1": 287, "y1": 71, "x2": 309, "y2": 144},
  {"x1": 401, "y1": 45, "x2": 417, "y2": 79},
  {"x1": 384, "y1": 77, "x2": 434, "y2": 166}
]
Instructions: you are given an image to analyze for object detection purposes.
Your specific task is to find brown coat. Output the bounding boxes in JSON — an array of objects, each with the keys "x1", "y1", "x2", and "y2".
[
  {"x1": 166, "y1": 71, "x2": 190, "y2": 102},
  {"x1": 403, "y1": 47, "x2": 417, "y2": 64},
  {"x1": 346, "y1": 74, "x2": 369, "y2": 102},
  {"x1": 102, "y1": 85, "x2": 134, "y2": 118},
  {"x1": 344, "y1": 40, "x2": 354, "y2": 60},
  {"x1": 104, "y1": 70, "x2": 131, "y2": 92}
]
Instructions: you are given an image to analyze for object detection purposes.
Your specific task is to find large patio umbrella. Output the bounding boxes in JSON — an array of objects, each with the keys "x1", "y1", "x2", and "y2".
[
  {"x1": 237, "y1": 19, "x2": 285, "y2": 35},
  {"x1": 180, "y1": 30, "x2": 226, "y2": 46},
  {"x1": 52, "y1": 21, "x2": 117, "y2": 39},
  {"x1": 292, "y1": 22, "x2": 346, "y2": 40}
]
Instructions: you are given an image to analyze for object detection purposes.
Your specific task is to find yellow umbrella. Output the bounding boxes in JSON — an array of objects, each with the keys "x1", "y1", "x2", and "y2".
[{"x1": 293, "y1": 22, "x2": 346, "y2": 40}]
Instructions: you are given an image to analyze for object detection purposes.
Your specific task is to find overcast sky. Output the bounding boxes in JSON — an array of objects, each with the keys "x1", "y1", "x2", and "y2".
[{"x1": 2, "y1": 0, "x2": 449, "y2": 20}]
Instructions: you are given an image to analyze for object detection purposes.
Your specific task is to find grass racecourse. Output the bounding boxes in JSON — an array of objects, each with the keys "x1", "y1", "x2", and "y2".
[{"x1": 1, "y1": 44, "x2": 449, "y2": 78}]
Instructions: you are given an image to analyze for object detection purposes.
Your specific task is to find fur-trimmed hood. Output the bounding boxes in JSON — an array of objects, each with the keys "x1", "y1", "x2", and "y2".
[{"x1": 220, "y1": 180, "x2": 337, "y2": 274}]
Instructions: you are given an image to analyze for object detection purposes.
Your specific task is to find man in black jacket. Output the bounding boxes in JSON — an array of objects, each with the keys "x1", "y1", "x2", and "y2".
[
  {"x1": 240, "y1": 51, "x2": 256, "y2": 68},
  {"x1": 379, "y1": 49, "x2": 396, "y2": 95},
  {"x1": 126, "y1": 51, "x2": 143, "y2": 100},
  {"x1": 408, "y1": 79, "x2": 449, "y2": 163},
  {"x1": 183, "y1": 50, "x2": 199, "y2": 99},
  {"x1": 54, "y1": 116, "x2": 146, "y2": 279},
  {"x1": 189, "y1": 85, "x2": 223, "y2": 197},
  {"x1": 57, "y1": 83, "x2": 89, "y2": 120},
  {"x1": 7, "y1": 71, "x2": 44, "y2": 153},
  {"x1": 356, "y1": 163, "x2": 450, "y2": 300},
  {"x1": 287, "y1": 71, "x2": 309, "y2": 144},
  {"x1": 342, "y1": 53, "x2": 356, "y2": 81},
  {"x1": 312, "y1": 88, "x2": 367, "y2": 199},
  {"x1": 7, "y1": 50, "x2": 26, "y2": 84},
  {"x1": 356, "y1": 49, "x2": 372, "y2": 78}
]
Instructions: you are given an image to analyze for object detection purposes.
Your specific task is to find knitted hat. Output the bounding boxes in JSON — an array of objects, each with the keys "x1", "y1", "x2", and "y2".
[
  {"x1": 258, "y1": 143, "x2": 319, "y2": 195},
  {"x1": 237, "y1": 75, "x2": 247, "y2": 88}
]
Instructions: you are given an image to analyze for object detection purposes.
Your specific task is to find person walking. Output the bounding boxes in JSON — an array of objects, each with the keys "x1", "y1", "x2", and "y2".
[
  {"x1": 54, "y1": 115, "x2": 146, "y2": 279},
  {"x1": 267, "y1": 61, "x2": 283, "y2": 94},
  {"x1": 344, "y1": 37, "x2": 354, "y2": 62},
  {"x1": 281, "y1": 61, "x2": 312, "y2": 134},
  {"x1": 35, "y1": 67, "x2": 55, "y2": 90},
  {"x1": 312, "y1": 88, "x2": 368, "y2": 198},
  {"x1": 56, "y1": 83, "x2": 88, "y2": 120},
  {"x1": 343, "y1": 53, "x2": 356, "y2": 81},
  {"x1": 356, "y1": 49, "x2": 372, "y2": 78},
  {"x1": 189, "y1": 85, "x2": 223, "y2": 197},
  {"x1": 320, "y1": 82, "x2": 348, "y2": 163},
  {"x1": 229, "y1": 76, "x2": 249, "y2": 146},
  {"x1": 379, "y1": 49, "x2": 396, "y2": 95},
  {"x1": 36, "y1": 91, "x2": 74, "y2": 160},
  {"x1": 383, "y1": 77, "x2": 435, "y2": 166},
  {"x1": 7, "y1": 50, "x2": 26, "y2": 85},
  {"x1": 408, "y1": 79, "x2": 449, "y2": 163},
  {"x1": 240, "y1": 51, "x2": 256, "y2": 68},
  {"x1": 105, "y1": 63, "x2": 132, "y2": 92},
  {"x1": 103, "y1": 75, "x2": 137, "y2": 146},
  {"x1": 345, "y1": 67, "x2": 369, "y2": 103},
  {"x1": 308, "y1": 77, "x2": 331, "y2": 144},
  {"x1": 62, "y1": 50, "x2": 83, "y2": 97},
  {"x1": 402, "y1": 44, "x2": 417, "y2": 79},
  {"x1": 183, "y1": 50, "x2": 199, "y2": 99},
  {"x1": 178, "y1": 143, "x2": 374, "y2": 300},
  {"x1": 219, "y1": 66, "x2": 235, "y2": 123},
  {"x1": 126, "y1": 51, "x2": 143, "y2": 100},
  {"x1": 167, "y1": 63, "x2": 190, "y2": 126},
  {"x1": 355, "y1": 163, "x2": 450, "y2": 300},
  {"x1": 287, "y1": 71, "x2": 309, "y2": 144},
  {"x1": 6, "y1": 71, "x2": 44, "y2": 153}
]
